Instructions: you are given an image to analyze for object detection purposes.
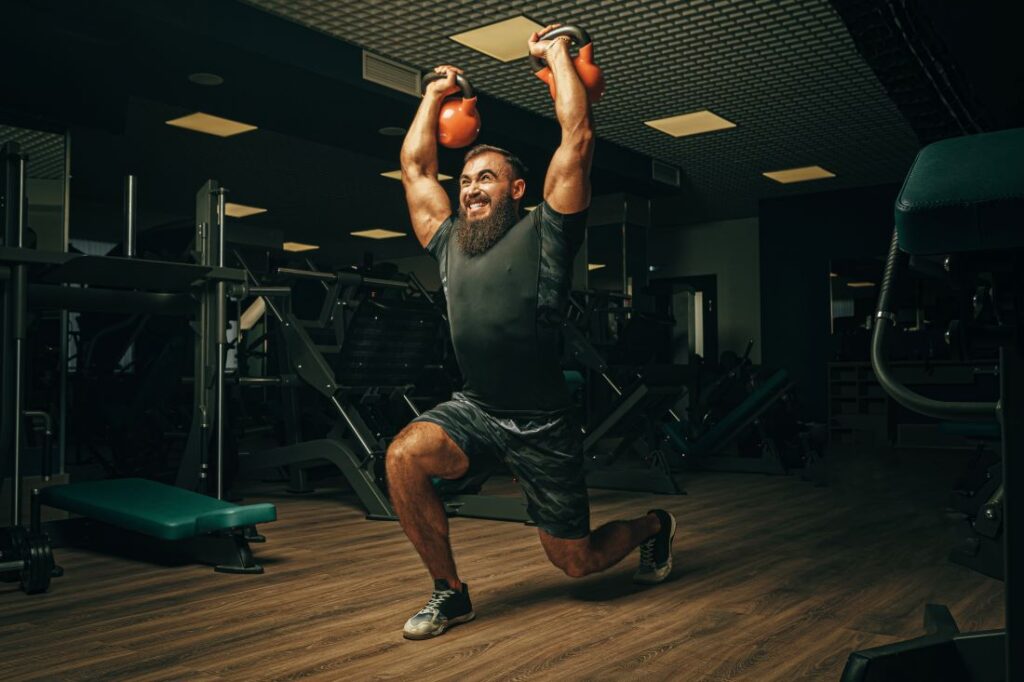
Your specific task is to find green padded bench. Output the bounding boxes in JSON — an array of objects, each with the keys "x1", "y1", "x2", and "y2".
[
  {"x1": 36, "y1": 478, "x2": 277, "y2": 573},
  {"x1": 895, "y1": 127, "x2": 1024, "y2": 256}
]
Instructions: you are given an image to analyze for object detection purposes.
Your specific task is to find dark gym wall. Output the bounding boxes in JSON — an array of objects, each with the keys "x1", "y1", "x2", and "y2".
[{"x1": 759, "y1": 183, "x2": 900, "y2": 422}]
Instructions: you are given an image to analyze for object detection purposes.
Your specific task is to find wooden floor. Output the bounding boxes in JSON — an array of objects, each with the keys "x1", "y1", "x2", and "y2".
[{"x1": 0, "y1": 447, "x2": 1004, "y2": 681}]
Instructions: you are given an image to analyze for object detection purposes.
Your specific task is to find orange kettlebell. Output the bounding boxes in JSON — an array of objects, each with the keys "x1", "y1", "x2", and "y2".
[
  {"x1": 421, "y1": 72, "x2": 480, "y2": 148},
  {"x1": 530, "y1": 26, "x2": 605, "y2": 104}
]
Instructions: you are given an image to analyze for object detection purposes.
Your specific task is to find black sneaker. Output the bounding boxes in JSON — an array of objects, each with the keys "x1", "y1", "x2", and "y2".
[
  {"x1": 403, "y1": 579, "x2": 475, "y2": 640},
  {"x1": 634, "y1": 509, "x2": 676, "y2": 584}
]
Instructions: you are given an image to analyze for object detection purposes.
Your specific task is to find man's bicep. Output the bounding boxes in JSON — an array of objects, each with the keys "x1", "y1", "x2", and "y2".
[
  {"x1": 543, "y1": 140, "x2": 594, "y2": 215},
  {"x1": 403, "y1": 174, "x2": 452, "y2": 247}
]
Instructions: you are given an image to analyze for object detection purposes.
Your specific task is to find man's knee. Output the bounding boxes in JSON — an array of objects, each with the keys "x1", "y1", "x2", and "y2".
[
  {"x1": 385, "y1": 436, "x2": 416, "y2": 472},
  {"x1": 550, "y1": 553, "x2": 593, "y2": 578},
  {"x1": 386, "y1": 424, "x2": 468, "y2": 479},
  {"x1": 542, "y1": 535, "x2": 595, "y2": 578}
]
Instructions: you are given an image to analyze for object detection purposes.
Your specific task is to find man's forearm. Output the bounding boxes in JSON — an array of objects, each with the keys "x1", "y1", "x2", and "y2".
[
  {"x1": 546, "y1": 42, "x2": 592, "y2": 142},
  {"x1": 401, "y1": 93, "x2": 445, "y2": 176}
]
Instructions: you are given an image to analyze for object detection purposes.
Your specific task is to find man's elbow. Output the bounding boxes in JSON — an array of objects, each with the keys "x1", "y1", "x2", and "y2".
[
  {"x1": 399, "y1": 161, "x2": 428, "y2": 184},
  {"x1": 565, "y1": 126, "x2": 594, "y2": 157}
]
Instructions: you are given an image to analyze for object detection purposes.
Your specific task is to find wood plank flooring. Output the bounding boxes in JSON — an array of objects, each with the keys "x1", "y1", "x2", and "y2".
[{"x1": 0, "y1": 447, "x2": 1004, "y2": 681}]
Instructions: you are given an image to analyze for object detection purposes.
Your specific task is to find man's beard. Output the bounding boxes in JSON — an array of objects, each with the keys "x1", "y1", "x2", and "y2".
[{"x1": 455, "y1": 195, "x2": 519, "y2": 256}]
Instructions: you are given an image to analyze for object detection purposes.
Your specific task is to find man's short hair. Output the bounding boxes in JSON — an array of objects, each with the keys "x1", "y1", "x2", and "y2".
[{"x1": 463, "y1": 144, "x2": 528, "y2": 181}]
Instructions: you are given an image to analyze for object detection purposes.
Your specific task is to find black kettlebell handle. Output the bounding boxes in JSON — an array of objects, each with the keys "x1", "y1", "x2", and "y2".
[
  {"x1": 529, "y1": 25, "x2": 592, "y2": 73},
  {"x1": 421, "y1": 72, "x2": 476, "y2": 99}
]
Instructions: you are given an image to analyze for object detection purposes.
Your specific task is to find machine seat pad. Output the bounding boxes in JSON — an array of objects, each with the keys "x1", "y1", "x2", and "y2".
[
  {"x1": 938, "y1": 421, "x2": 1001, "y2": 440},
  {"x1": 895, "y1": 127, "x2": 1024, "y2": 255},
  {"x1": 39, "y1": 478, "x2": 277, "y2": 541}
]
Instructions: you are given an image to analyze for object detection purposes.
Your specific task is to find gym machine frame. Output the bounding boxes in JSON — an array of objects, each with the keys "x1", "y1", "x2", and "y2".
[
  {"x1": 841, "y1": 129, "x2": 1021, "y2": 682},
  {"x1": 1, "y1": 149, "x2": 275, "y2": 581},
  {"x1": 232, "y1": 258, "x2": 532, "y2": 525},
  {"x1": 0, "y1": 142, "x2": 58, "y2": 593}
]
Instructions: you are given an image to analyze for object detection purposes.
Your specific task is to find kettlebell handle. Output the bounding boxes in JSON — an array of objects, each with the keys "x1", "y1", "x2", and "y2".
[
  {"x1": 529, "y1": 25, "x2": 593, "y2": 73},
  {"x1": 421, "y1": 72, "x2": 476, "y2": 100}
]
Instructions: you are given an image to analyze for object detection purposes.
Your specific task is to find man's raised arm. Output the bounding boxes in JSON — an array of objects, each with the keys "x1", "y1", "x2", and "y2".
[
  {"x1": 531, "y1": 26, "x2": 595, "y2": 215},
  {"x1": 400, "y1": 66, "x2": 461, "y2": 247}
]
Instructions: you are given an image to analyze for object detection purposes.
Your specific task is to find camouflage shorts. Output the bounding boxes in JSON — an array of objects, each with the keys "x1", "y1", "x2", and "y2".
[{"x1": 413, "y1": 392, "x2": 591, "y2": 539}]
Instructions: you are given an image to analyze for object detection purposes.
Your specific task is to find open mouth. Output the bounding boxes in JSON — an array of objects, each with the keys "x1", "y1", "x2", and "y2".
[{"x1": 465, "y1": 195, "x2": 490, "y2": 213}]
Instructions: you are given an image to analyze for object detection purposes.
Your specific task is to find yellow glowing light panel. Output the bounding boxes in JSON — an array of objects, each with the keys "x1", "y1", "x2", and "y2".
[
  {"x1": 380, "y1": 170, "x2": 452, "y2": 181},
  {"x1": 282, "y1": 242, "x2": 319, "y2": 252},
  {"x1": 762, "y1": 165, "x2": 836, "y2": 184},
  {"x1": 450, "y1": 16, "x2": 545, "y2": 62},
  {"x1": 224, "y1": 202, "x2": 267, "y2": 218},
  {"x1": 644, "y1": 110, "x2": 736, "y2": 138},
  {"x1": 165, "y1": 112, "x2": 257, "y2": 137},
  {"x1": 351, "y1": 229, "x2": 406, "y2": 240}
]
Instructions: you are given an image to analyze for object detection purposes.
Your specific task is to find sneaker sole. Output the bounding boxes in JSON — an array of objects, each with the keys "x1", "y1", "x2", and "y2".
[
  {"x1": 402, "y1": 611, "x2": 476, "y2": 640},
  {"x1": 633, "y1": 513, "x2": 677, "y2": 585}
]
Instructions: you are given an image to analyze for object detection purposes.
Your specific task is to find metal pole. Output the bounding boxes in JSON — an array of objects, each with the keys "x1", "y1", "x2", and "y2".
[
  {"x1": 215, "y1": 188, "x2": 227, "y2": 499},
  {"x1": 123, "y1": 174, "x2": 137, "y2": 257},
  {"x1": 11, "y1": 151, "x2": 27, "y2": 525},
  {"x1": 1001, "y1": 345, "x2": 1022, "y2": 682},
  {"x1": 58, "y1": 131, "x2": 71, "y2": 476}
]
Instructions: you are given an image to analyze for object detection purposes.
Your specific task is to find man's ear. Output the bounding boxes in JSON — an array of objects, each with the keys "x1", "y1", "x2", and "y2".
[{"x1": 511, "y1": 178, "x2": 526, "y2": 201}]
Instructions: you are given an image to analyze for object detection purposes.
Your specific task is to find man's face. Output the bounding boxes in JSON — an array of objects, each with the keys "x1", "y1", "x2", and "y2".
[
  {"x1": 458, "y1": 152, "x2": 516, "y2": 223},
  {"x1": 455, "y1": 152, "x2": 525, "y2": 256}
]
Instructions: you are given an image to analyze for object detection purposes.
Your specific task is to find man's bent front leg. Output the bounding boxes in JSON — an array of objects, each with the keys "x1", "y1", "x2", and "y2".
[
  {"x1": 538, "y1": 514, "x2": 661, "y2": 578},
  {"x1": 386, "y1": 422, "x2": 470, "y2": 588}
]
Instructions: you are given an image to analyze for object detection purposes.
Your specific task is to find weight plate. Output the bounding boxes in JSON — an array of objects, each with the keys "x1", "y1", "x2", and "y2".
[{"x1": 20, "y1": 533, "x2": 53, "y2": 594}]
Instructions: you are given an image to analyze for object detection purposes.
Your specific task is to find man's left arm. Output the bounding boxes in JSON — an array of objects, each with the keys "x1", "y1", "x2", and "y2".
[{"x1": 530, "y1": 27, "x2": 595, "y2": 215}]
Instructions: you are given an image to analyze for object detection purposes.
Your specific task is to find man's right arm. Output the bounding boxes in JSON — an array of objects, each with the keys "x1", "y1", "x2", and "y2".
[{"x1": 400, "y1": 67, "x2": 460, "y2": 248}]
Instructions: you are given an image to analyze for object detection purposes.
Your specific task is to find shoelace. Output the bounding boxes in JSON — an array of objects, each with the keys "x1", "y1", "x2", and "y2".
[
  {"x1": 418, "y1": 589, "x2": 454, "y2": 615},
  {"x1": 639, "y1": 539, "x2": 656, "y2": 567}
]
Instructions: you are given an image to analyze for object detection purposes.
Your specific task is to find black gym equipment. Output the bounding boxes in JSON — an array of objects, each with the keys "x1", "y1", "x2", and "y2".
[
  {"x1": 0, "y1": 142, "x2": 59, "y2": 593},
  {"x1": 1, "y1": 143, "x2": 277, "y2": 584},
  {"x1": 841, "y1": 128, "x2": 1023, "y2": 681},
  {"x1": 561, "y1": 314, "x2": 688, "y2": 495},
  {"x1": 230, "y1": 256, "x2": 532, "y2": 525}
]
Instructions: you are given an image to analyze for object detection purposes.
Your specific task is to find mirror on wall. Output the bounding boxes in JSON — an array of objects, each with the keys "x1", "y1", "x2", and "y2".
[
  {"x1": 828, "y1": 255, "x2": 957, "y2": 362},
  {"x1": 0, "y1": 124, "x2": 68, "y2": 251}
]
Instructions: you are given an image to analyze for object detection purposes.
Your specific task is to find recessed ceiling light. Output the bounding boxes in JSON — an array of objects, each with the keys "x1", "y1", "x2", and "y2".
[
  {"x1": 351, "y1": 229, "x2": 406, "y2": 240},
  {"x1": 225, "y1": 202, "x2": 267, "y2": 218},
  {"x1": 188, "y1": 72, "x2": 224, "y2": 86},
  {"x1": 166, "y1": 112, "x2": 257, "y2": 138},
  {"x1": 830, "y1": 272, "x2": 839, "y2": 278},
  {"x1": 763, "y1": 165, "x2": 836, "y2": 184},
  {"x1": 524, "y1": 205, "x2": 537, "y2": 212},
  {"x1": 847, "y1": 281, "x2": 876, "y2": 288},
  {"x1": 450, "y1": 16, "x2": 545, "y2": 62},
  {"x1": 378, "y1": 126, "x2": 407, "y2": 136},
  {"x1": 644, "y1": 110, "x2": 736, "y2": 138},
  {"x1": 588, "y1": 263, "x2": 606, "y2": 271},
  {"x1": 380, "y1": 170, "x2": 453, "y2": 181},
  {"x1": 283, "y1": 242, "x2": 319, "y2": 252}
]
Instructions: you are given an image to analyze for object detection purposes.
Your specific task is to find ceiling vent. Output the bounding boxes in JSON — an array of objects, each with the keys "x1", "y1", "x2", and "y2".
[
  {"x1": 362, "y1": 51, "x2": 421, "y2": 97},
  {"x1": 652, "y1": 159, "x2": 681, "y2": 187}
]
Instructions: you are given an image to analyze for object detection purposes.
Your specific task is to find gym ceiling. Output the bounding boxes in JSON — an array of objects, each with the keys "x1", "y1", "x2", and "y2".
[{"x1": 1, "y1": 1, "x2": 1021, "y2": 262}]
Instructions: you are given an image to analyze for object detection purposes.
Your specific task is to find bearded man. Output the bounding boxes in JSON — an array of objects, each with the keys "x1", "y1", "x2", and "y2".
[{"x1": 390, "y1": 24, "x2": 676, "y2": 640}]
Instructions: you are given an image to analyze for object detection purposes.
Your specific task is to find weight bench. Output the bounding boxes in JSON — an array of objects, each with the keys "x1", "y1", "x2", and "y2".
[
  {"x1": 33, "y1": 479, "x2": 277, "y2": 573},
  {"x1": 665, "y1": 368, "x2": 793, "y2": 474},
  {"x1": 842, "y1": 127, "x2": 1024, "y2": 681}
]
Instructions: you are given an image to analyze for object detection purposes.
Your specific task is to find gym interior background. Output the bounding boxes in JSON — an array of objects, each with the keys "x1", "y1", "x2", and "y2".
[{"x1": 1, "y1": 1, "x2": 1022, "y2": 680}]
